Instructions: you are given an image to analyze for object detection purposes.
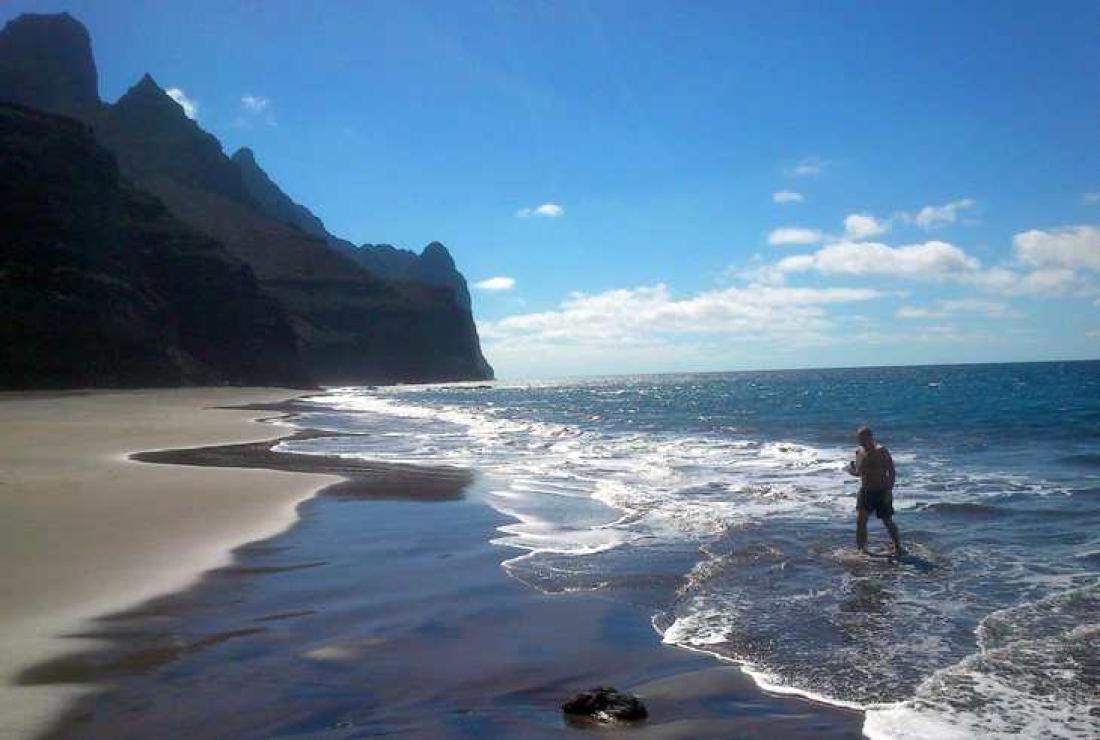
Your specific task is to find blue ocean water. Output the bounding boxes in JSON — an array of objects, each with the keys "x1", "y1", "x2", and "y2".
[{"x1": 283, "y1": 361, "x2": 1100, "y2": 738}]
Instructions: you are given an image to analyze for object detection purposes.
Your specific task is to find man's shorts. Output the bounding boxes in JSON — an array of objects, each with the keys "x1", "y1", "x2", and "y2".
[{"x1": 857, "y1": 488, "x2": 894, "y2": 520}]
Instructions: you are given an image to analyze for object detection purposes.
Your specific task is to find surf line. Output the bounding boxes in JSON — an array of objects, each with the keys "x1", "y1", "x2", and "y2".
[{"x1": 650, "y1": 612, "x2": 883, "y2": 714}]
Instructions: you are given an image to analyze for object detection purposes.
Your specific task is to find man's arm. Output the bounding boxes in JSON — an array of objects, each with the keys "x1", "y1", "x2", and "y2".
[
  {"x1": 846, "y1": 449, "x2": 863, "y2": 477},
  {"x1": 884, "y1": 448, "x2": 896, "y2": 490}
]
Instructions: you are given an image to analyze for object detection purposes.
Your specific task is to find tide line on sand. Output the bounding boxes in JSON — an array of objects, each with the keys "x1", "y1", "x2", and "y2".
[{"x1": 0, "y1": 388, "x2": 340, "y2": 739}]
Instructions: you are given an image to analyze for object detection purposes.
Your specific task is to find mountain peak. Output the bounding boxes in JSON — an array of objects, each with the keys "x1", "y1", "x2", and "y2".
[
  {"x1": 421, "y1": 241, "x2": 456, "y2": 268},
  {"x1": 121, "y1": 73, "x2": 171, "y2": 105},
  {"x1": 232, "y1": 147, "x2": 257, "y2": 164},
  {"x1": 135, "y1": 72, "x2": 160, "y2": 91},
  {"x1": 112, "y1": 73, "x2": 195, "y2": 125},
  {"x1": 0, "y1": 12, "x2": 100, "y2": 120}
]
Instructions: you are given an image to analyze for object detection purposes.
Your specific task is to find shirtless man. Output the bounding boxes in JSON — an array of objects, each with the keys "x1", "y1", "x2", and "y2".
[{"x1": 846, "y1": 426, "x2": 903, "y2": 555}]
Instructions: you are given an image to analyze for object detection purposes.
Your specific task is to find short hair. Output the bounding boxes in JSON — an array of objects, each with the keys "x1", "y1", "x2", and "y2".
[{"x1": 857, "y1": 426, "x2": 873, "y2": 440}]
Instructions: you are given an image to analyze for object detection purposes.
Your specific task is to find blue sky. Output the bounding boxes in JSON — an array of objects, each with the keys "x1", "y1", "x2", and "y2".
[{"x1": 5, "y1": 1, "x2": 1099, "y2": 377}]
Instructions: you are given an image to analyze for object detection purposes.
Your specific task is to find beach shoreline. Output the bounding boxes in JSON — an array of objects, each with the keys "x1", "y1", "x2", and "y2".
[
  {"x1": 20, "y1": 426, "x2": 864, "y2": 738},
  {"x1": 3, "y1": 388, "x2": 867, "y2": 739},
  {"x1": 0, "y1": 388, "x2": 335, "y2": 739}
]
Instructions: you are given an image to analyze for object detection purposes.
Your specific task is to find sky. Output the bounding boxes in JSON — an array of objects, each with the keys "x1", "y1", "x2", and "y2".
[{"x1": 5, "y1": 1, "x2": 1099, "y2": 378}]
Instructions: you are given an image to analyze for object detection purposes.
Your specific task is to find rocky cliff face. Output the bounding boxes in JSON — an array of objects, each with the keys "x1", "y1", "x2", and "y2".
[
  {"x1": 93, "y1": 78, "x2": 492, "y2": 383},
  {"x1": 97, "y1": 74, "x2": 255, "y2": 204},
  {"x1": 230, "y1": 146, "x2": 473, "y2": 311},
  {"x1": 0, "y1": 103, "x2": 308, "y2": 388},
  {"x1": 0, "y1": 12, "x2": 493, "y2": 386},
  {"x1": 0, "y1": 13, "x2": 99, "y2": 121},
  {"x1": 231, "y1": 146, "x2": 329, "y2": 240},
  {"x1": 350, "y1": 242, "x2": 473, "y2": 310}
]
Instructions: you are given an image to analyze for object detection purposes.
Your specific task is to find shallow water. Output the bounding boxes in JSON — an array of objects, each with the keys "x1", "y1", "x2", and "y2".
[
  {"x1": 31, "y1": 486, "x2": 861, "y2": 738},
  {"x1": 287, "y1": 361, "x2": 1100, "y2": 738}
]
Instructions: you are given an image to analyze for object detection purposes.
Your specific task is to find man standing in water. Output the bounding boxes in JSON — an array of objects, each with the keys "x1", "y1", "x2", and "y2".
[{"x1": 846, "y1": 426, "x2": 903, "y2": 555}]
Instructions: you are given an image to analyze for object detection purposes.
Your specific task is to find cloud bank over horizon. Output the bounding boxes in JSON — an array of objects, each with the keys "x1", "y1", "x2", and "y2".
[{"x1": 479, "y1": 190, "x2": 1100, "y2": 377}]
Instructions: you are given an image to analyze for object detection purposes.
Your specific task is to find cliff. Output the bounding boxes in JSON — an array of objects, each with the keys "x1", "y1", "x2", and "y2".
[
  {"x1": 348, "y1": 242, "x2": 473, "y2": 310},
  {"x1": 229, "y1": 145, "x2": 473, "y2": 311},
  {"x1": 0, "y1": 13, "x2": 99, "y2": 121},
  {"x1": 95, "y1": 77, "x2": 492, "y2": 382},
  {"x1": 231, "y1": 146, "x2": 329, "y2": 240},
  {"x1": 0, "y1": 103, "x2": 308, "y2": 388},
  {"x1": 0, "y1": 12, "x2": 493, "y2": 386}
]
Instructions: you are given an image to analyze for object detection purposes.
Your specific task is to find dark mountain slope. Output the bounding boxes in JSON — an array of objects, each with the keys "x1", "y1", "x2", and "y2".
[
  {"x1": 230, "y1": 146, "x2": 474, "y2": 311},
  {"x1": 0, "y1": 103, "x2": 308, "y2": 388},
  {"x1": 93, "y1": 77, "x2": 491, "y2": 382},
  {"x1": 134, "y1": 172, "x2": 492, "y2": 382},
  {"x1": 350, "y1": 242, "x2": 473, "y2": 310},
  {"x1": 97, "y1": 75, "x2": 254, "y2": 204},
  {"x1": 0, "y1": 12, "x2": 99, "y2": 121},
  {"x1": 231, "y1": 146, "x2": 330, "y2": 240},
  {"x1": 0, "y1": 12, "x2": 493, "y2": 385}
]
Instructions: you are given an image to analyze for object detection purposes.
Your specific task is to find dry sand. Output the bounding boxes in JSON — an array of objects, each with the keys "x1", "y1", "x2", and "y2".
[{"x1": 0, "y1": 388, "x2": 336, "y2": 739}]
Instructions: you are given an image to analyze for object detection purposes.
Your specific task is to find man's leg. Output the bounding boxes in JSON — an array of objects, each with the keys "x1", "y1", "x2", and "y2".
[
  {"x1": 883, "y1": 517, "x2": 902, "y2": 554},
  {"x1": 856, "y1": 508, "x2": 868, "y2": 552}
]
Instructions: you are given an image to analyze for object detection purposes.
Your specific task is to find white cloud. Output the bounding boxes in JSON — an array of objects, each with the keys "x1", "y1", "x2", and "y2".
[
  {"x1": 913, "y1": 198, "x2": 976, "y2": 229},
  {"x1": 844, "y1": 213, "x2": 890, "y2": 240},
  {"x1": 516, "y1": 202, "x2": 564, "y2": 218},
  {"x1": 474, "y1": 276, "x2": 516, "y2": 291},
  {"x1": 241, "y1": 94, "x2": 269, "y2": 113},
  {"x1": 894, "y1": 306, "x2": 937, "y2": 319},
  {"x1": 480, "y1": 283, "x2": 884, "y2": 350},
  {"x1": 1082, "y1": 193, "x2": 1100, "y2": 206},
  {"x1": 767, "y1": 227, "x2": 823, "y2": 246},
  {"x1": 1013, "y1": 225, "x2": 1100, "y2": 272},
  {"x1": 969, "y1": 266, "x2": 1089, "y2": 296},
  {"x1": 776, "y1": 240, "x2": 981, "y2": 280},
  {"x1": 791, "y1": 156, "x2": 827, "y2": 177},
  {"x1": 165, "y1": 87, "x2": 198, "y2": 119},
  {"x1": 773, "y1": 190, "x2": 805, "y2": 204},
  {"x1": 896, "y1": 298, "x2": 1013, "y2": 320},
  {"x1": 744, "y1": 224, "x2": 1097, "y2": 299}
]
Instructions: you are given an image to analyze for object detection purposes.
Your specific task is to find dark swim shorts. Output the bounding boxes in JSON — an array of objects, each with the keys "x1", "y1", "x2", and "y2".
[{"x1": 857, "y1": 488, "x2": 894, "y2": 519}]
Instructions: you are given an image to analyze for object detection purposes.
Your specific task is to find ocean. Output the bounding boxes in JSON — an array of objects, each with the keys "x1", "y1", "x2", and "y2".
[{"x1": 284, "y1": 361, "x2": 1100, "y2": 738}]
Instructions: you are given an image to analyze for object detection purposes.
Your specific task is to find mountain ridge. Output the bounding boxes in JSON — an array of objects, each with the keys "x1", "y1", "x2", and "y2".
[
  {"x1": 0, "y1": 102, "x2": 309, "y2": 388},
  {"x1": 0, "y1": 12, "x2": 493, "y2": 386}
]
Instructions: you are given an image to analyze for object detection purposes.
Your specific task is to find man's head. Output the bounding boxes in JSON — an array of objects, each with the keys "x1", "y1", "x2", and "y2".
[{"x1": 857, "y1": 426, "x2": 874, "y2": 448}]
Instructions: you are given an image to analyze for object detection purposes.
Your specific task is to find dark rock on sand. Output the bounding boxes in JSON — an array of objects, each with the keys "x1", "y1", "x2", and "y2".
[{"x1": 562, "y1": 686, "x2": 648, "y2": 722}]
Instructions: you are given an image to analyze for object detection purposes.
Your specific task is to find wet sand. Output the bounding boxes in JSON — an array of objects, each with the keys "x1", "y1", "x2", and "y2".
[
  {"x1": 0, "y1": 389, "x2": 337, "y2": 739},
  {"x1": 20, "y1": 433, "x2": 864, "y2": 738},
  {"x1": 132, "y1": 430, "x2": 473, "y2": 502}
]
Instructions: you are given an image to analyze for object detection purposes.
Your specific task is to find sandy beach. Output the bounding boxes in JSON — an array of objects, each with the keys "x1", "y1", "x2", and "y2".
[
  {"x1": 0, "y1": 389, "x2": 335, "y2": 739},
  {"x1": 22, "y1": 443, "x2": 863, "y2": 739},
  {"x1": 2, "y1": 389, "x2": 865, "y2": 739}
]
